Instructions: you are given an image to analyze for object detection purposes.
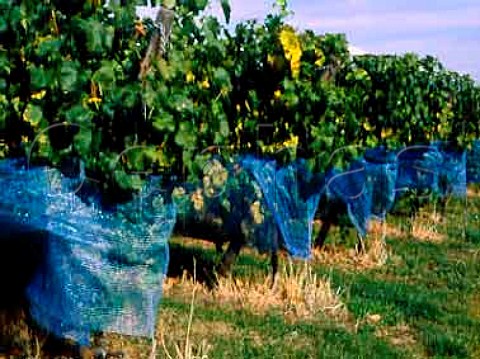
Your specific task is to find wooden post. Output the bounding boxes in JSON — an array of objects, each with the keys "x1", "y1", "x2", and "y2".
[{"x1": 139, "y1": 7, "x2": 175, "y2": 79}]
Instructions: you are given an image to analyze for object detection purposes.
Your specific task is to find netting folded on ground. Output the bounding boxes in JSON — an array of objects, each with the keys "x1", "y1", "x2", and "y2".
[{"x1": 0, "y1": 159, "x2": 175, "y2": 346}]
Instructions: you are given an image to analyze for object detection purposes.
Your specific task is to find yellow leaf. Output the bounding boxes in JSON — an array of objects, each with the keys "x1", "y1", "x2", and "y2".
[
  {"x1": 381, "y1": 128, "x2": 393, "y2": 139},
  {"x1": 38, "y1": 134, "x2": 48, "y2": 145},
  {"x1": 274, "y1": 90, "x2": 282, "y2": 99},
  {"x1": 201, "y1": 79, "x2": 210, "y2": 89},
  {"x1": 31, "y1": 90, "x2": 46, "y2": 100},
  {"x1": 282, "y1": 134, "x2": 298, "y2": 147},
  {"x1": 244, "y1": 100, "x2": 251, "y2": 112},
  {"x1": 267, "y1": 54, "x2": 275, "y2": 65},
  {"x1": 88, "y1": 96, "x2": 102, "y2": 104},
  {"x1": 314, "y1": 48, "x2": 325, "y2": 67},
  {"x1": 363, "y1": 122, "x2": 375, "y2": 132},
  {"x1": 279, "y1": 27, "x2": 302, "y2": 79},
  {"x1": 186, "y1": 71, "x2": 195, "y2": 83}
]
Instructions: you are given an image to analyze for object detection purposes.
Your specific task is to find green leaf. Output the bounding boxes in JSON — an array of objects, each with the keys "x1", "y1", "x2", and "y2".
[
  {"x1": 30, "y1": 66, "x2": 49, "y2": 89},
  {"x1": 35, "y1": 37, "x2": 62, "y2": 58},
  {"x1": 153, "y1": 112, "x2": 176, "y2": 132},
  {"x1": 82, "y1": 19, "x2": 104, "y2": 53},
  {"x1": 0, "y1": 49, "x2": 9, "y2": 74},
  {"x1": 0, "y1": 16, "x2": 7, "y2": 33},
  {"x1": 65, "y1": 104, "x2": 93, "y2": 125},
  {"x1": 213, "y1": 67, "x2": 231, "y2": 88},
  {"x1": 93, "y1": 61, "x2": 116, "y2": 90},
  {"x1": 119, "y1": 85, "x2": 139, "y2": 109},
  {"x1": 60, "y1": 61, "x2": 78, "y2": 92},
  {"x1": 163, "y1": 0, "x2": 176, "y2": 9},
  {"x1": 219, "y1": 119, "x2": 229, "y2": 137},
  {"x1": 24, "y1": 104, "x2": 43, "y2": 126},
  {"x1": 73, "y1": 127, "x2": 92, "y2": 158},
  {"x1": 175, "y1": 121, "x2": 197, "y2": 147},
  {"x1": 220, "y1": 0, "x2": 231, "y2": 23},
  {"x1": 195, "y1": 0, "x2": 209, "y2": 12}
]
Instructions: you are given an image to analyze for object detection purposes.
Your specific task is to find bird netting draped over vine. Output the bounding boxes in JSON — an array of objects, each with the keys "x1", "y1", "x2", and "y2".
[
  {"x1": 395, "y1": 146, "x2": 443, "y2": 195},
  {"x1": 172, "y1": 157, "x2": 279, "y2": 254},
  {"x1": 395, "y1": 144, "x2": 467, "y2": 198},
  {"x1": 324, "y1": 160, "x2": 371, "y2": 237},
  {"x1": 467, "y1": 140, "x2": 480, "y2": 184},
  {"x1": 435, "y1": 146, "x2": 467, "y2": 197},
  {"x1": 0, "y1": 158, "x2": 175, "y2": 346},
  {"x1": 175, "y1": 141, "x2": 473, "y2": 262},
  {"x1": 310, "y1": 144, "x2": 468, "y2": 238},
  {"x1": 0, "y1": 141, "x2": 476, "y2": 345},
  {"x1": 172, "y1": 155, "x2": 323, "y2": 259},
  {"x1": 363, "y1": 147, "x2": 398, "y2": 219},
  {"x1": 240, "y1": 156, "x2": 322, "y2": 259}
]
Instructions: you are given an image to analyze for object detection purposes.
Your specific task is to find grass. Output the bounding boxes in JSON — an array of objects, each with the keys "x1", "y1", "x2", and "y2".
[{"x1": 1, "y1": 193, "x2": 479, "y2": 358}]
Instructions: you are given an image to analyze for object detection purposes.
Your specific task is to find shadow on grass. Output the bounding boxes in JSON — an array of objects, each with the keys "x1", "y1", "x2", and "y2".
[{"x1": 167, "y1": 241, "x2": 220, "y2": 289}]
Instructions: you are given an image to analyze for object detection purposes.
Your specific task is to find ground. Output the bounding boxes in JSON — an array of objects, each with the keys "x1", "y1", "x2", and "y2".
[{"x1": 1, "y1": 190, "x2": 480, "y2": 358}]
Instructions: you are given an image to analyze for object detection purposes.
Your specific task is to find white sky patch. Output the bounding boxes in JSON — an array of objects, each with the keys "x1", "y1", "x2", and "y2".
[
  {"x1": 348, "y1": 45, "x2": 368, "y2": 55},
  {"x1": 302, "y1": 6, "x2": 480, "y2": 32}
]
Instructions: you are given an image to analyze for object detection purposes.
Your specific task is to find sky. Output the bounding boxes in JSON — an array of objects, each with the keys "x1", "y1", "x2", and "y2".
[{"x1": 205, "y1": 0, "x2": 480, "y2": 82}]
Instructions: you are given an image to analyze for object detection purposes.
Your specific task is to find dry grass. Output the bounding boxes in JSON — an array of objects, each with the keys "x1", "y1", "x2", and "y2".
[
  {"x1": 410, "y1": 211, "x2": 446, "y2": 243},
  {"x1": 469, "y1": 293, "x2": 480, "y2": 320},
  {"x1": 377, "y1": 210, "x2": 447, "y2": 244},
  {"x1": 156, "y1": 260, "x2": 213, "y2": 359},
  {"x1": 0, "y1": 309, "x2": 45, "y2": 358},
  {"x1": 313, "y1": 220, "x2": 392, "y2": 271},
  {"x1": 467, "y1": 187, "x2": 480, "y2": 198},
  {"x1": 374, "y1": 322, "x2": 419, "y2": 349},
  {"x1": 351, "y1": 313, "x2": 423, "y2": 357},
  {"x1": 163, "y1": 262, "x2": 349, "y2": 323}
]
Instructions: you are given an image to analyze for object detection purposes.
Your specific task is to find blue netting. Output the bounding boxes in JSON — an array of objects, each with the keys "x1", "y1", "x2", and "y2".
[
  {"x1": 467, "y1": 140, "x2": 480, "y2": 184},
  {"x1": 173, "y1": 158, "x2": 278, "y2": 254},
  {"x1": 325, "y1": 160, "x2": 371, "y2": 237},
  {"x1": 0, "y1": 159, "x2": 175, "y2": 346},
  {"x1": 224, "y1": 165, "x2": 279, "y2": 253},
  {"x1": 1, "y1": 138, "x2": 475, "y2": 345},
  {"x1": 240, "y1": 156, "x2": 321, "y2": 259},
  {"x1": 176, "y1": 142, "x2": 470, "y2": 257},
  {"x1": 364, "y1": 147, "x2": 398, "y2": 219},
  {"x1": 311, "y1": 143, "x2": 467, "y2": 238},
  {"x1": 434, "y1": 145, "x2": 467, "y2": 197},
  {"x1": 395, "y1": 146, "x2": 442, "y2": 195}
]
